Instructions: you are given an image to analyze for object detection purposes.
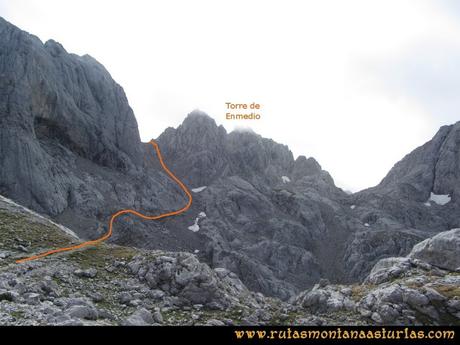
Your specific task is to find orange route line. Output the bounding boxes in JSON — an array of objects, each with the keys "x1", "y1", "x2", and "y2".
[{"x1": 16, "y1": 140, "x2": 192, "y2": 264}]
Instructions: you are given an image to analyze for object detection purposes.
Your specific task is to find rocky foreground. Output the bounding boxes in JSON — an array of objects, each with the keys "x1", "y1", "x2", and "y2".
[{"x1": 0, "y1": 195, "x2": 458, "y2": 326}]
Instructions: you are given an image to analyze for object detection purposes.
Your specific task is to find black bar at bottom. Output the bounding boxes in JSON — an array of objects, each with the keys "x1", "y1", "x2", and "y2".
[{"x1": 0, "y1": 326, "x2": 458, "y2": 344}]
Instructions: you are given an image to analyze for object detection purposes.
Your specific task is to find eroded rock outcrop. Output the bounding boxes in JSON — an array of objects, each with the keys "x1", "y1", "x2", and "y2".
[
  {"x1": 294, "y1": 229, "x2": 460, "y2": 325},
  {"x1": 409, "y1": 228, "x2": 460, "y2": 271}
]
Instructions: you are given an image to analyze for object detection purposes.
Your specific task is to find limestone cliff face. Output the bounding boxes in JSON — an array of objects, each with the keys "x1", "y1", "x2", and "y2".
[
  {"x1": 344, "y1": 122, "x2": 460, "y2": 281},
  {"x1": 374, "y1": 122, "x2": 460, "y2": 203},
  {"x1": 0, "y1": 17, "x2": 185, "y2": 243},
  {"x1": 0, "y1": 17, "x2": 144, "y2": 214}
]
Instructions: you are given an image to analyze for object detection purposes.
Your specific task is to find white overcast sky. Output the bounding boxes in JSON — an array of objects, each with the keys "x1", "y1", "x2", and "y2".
[{"x1": 1, "y1": 0, "x2": 459, "y2": 192}]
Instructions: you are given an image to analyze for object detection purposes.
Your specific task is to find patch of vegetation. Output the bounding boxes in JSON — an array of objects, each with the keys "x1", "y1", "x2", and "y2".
[
  {"x1": 0, "y1": 209, "x2": 78, "y2": 266},
  {"x1": 350, "y1": 284, "x2": 369, "y2": 302},
  {"x1": 433, "y1": 285, "x2": 460, "y2": 299},
  {"x1": 67, "y1": 244, "x2": 138, "y2": 269},
  {"x1": 9, "y1": 310, "x2": 25, "y2": 320}
]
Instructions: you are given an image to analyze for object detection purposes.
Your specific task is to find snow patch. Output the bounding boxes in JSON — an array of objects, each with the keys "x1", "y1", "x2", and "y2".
[
  {"x1": 281, "y1": 176, "x2": 291, "y2": 183},
  {"x1": 350, "y1": 205, "x2": 356, "y2": 210},
  {"x1": 191, "y1": 186, "x2": 207, "y2": 193},
  {"x1": 428, "y1": 192, "x2": 451, "y2": 206},
  {"x1": 188, "y1": 211, "x2": 207, "y2": 232},
  {"x1": 424, "y1": 202, "x2": 431, "y2": 207},
  {"x1": 188, "y1": 224, "x2": 200, "y2": 232}
]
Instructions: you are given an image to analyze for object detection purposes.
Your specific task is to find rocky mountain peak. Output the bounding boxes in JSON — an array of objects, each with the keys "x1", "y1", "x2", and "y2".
[
  {"x1": 293, "y1": 155, "x2": 322, "y2": 179},
  {"x1": 44, "y1": 39, "x2": 67, "y2": 56},
  {"x1": 157, "y1": 110, "x2": 324, "y2": 190},
  {"x1": 184, "y1": 109, "x2": 216, "y2": 122},
  {"x1": 178, "y1": 110, "x2": 226, "y2": 142}
]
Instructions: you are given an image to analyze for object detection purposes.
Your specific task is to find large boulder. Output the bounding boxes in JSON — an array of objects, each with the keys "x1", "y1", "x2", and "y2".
[{"x1": 409, "y1": 228, "x2": 460, "y2": 271}]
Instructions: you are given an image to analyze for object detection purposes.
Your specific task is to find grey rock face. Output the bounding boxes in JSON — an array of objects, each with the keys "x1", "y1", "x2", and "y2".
[
  {"x1": 357, "y1": 273, "x2": 460, "y2": 325},
  {"x1": 365, "y1": 257, "x2": 416, "y2": 285},
  {"x1": 154, "y1": 111, "x2": 459, "y2": 297},
  {"x1": 1, "y1": 17, "x2": 139, "y2": 204},
  {"x1": 155, "y1": 111, "x2": 352, "y2": 298},
  {"x1": 127, "y1": 252, "x2": 252, "y2": 309},
  {"x1": 0, "y1": 16, "x2": 188, "y2": 245},
  {"x1": 365, "y1": 256, "x2": 444, "y2": 285},
  {"x1": 353, "y1": 122, "x2": 460, "y2": 232},
  {"x1": 342, "y1": 122, "x2": 460, "y2": 282},
  {"x1": 1, "y1": 16, "x2": 460, "y2": 301},
  {"x1": 361, "y1": 229, "x2": 460, "y2": 324},
  {"x1": 294, "y1": 229, "x2": 460, "y2": 325},
  {"x1": 409, "y1": 228, "x2": 460, "y2": 271},
  {"x1": 377, "y1": 122, "x2": 460, "y2": 203},
  {"x1": 343, "y1": 229, "x2": 427, "y2": 281},
  {"x1": 294, "y1": 284, "x2": 356, "y2": 314}
]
